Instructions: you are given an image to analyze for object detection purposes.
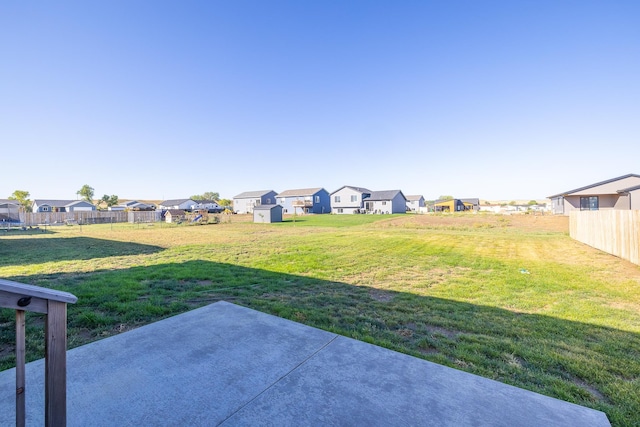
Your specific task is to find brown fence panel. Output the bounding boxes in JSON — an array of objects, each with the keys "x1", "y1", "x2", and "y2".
[{"x1": 570, "y1": 210, "x2": 640, "y2": 266}]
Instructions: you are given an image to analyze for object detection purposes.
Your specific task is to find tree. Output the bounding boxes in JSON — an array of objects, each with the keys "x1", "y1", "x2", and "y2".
[
  {"x1": 77, "y1": 184, "x2": 95, "y2": 202},
  {"x1": 218, "y1": 198, "x2": 232, "y2": 208},
  {"x1": 98, "y1": 194, "x2": 119, "y2": 209},
  {"x1": 528, "y1": 200, "x2": 538, "y2": 205},
  {"x1": 8, "y1": 190, "x2": 32, "y2": 212},
  {"x1": 438, "y1": 195, "x2": 454, "y2": 200},
  {"x1": 509, "y1": 200, "x2": 516, "y2": 206},
  {"x1": 191, "y1": 191, "x2": 220, "y2": 201}
]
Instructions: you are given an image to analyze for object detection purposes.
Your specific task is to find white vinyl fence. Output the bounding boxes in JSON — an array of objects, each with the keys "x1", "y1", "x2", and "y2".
[{"x1": 570, "y1": 210, "x2": 640, "y2": 266}]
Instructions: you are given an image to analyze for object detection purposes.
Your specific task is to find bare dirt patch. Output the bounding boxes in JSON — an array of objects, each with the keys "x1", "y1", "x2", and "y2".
[{"x1": 375, "y1": 213, "x2": 569, "y2": 233}]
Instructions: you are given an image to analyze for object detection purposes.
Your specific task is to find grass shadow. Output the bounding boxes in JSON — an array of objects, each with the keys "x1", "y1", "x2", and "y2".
[
  {"x1": 1, "y1": 260, "x2": 637, "y2": 425},
  {"x1": 0, "y1": 237, "x2": 163, "y2": 266}
]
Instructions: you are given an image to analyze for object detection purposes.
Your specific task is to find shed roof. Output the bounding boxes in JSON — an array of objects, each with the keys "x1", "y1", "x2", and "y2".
[
  {"x1": 405, "y1": 195, "x2": 424, "y2": 201},
  {"x1": 234, "y1": 190, "x2": 276, "y2": 199},
  {"x1": 366, "y1": 190, "x2": 405, "y2": 201},
  {"x1": 548, "y1": 174, "x2": 640, "y2": 198},
  {"x1": 253, "y1": 204, "x2": 282, "y2": 211},
  {"x1": 276, "y1": 188, "x2": 325, "y2": 197}
]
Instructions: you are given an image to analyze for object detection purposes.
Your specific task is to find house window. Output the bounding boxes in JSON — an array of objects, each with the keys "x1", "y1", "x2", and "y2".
[
  {"x1": 315, "y1": 196, "x2": 320, "y2": 203},
  {"x1": 266, "y1": 198, "x2": 271, "y2": 204},
  {"x1": 382, "y1": 201, "x2": 387, "y2": 205},
  {"x1": 350, "y1": 195, "x2": 357, "y2": 202},
  {"x1": 337, "y1": 208, "x2": 343, "y2": 213},
  {"x1": 334, "y1": 196, "x2": 341, "y2": 202},
  {"x1": 42, "y1": 206, "x2": 49, "y2": 212},
  {"x1": 280, "y1": 198, "x2": 286, "y2": 204},
  {"x1": 580, "y1": 196, "x2": 599, "y2": 211}
]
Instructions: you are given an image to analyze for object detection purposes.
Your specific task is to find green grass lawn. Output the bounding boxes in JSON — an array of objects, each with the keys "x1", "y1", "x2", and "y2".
[{"x1": 1, "y1": 214, "x2": 639, "y2": 426}]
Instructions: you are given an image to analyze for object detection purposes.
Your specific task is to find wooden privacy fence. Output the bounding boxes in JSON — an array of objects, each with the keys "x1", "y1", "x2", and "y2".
[
  {"x1": 570, "y1": 210, "x2": 640, "y2": 266},
  {"x1": 0, "y1": 279, "x2": 77, "y2": 427},
  {"x1": 18, "y1": 211, "x2": 162, "y2": 226}
]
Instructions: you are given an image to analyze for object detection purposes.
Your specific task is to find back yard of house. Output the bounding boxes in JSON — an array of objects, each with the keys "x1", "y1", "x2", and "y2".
[{"x1": 0, "y1": 213, "x2": 638, "y2": 426}]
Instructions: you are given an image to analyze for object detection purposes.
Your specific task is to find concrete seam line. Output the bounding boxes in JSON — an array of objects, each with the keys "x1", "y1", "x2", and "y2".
[{"x1": 217, "y1": 334, "x2": 340, "y2": 426}]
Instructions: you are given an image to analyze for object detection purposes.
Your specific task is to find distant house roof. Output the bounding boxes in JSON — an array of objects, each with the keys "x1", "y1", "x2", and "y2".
[
  {"x1": 33, "y1": 199, "x2": 75, "y2": 207},
  {"x1": 460, "y1": 198, "x2": 480, "y2": 205},
  {"x1": 548, "y1": 174, "x2": 640, "y2": 198},
  {"x1": 406, "y1": 195, "x2": 424, "y2": 201},
  {"x1": 33, "y1": 199, "x2": 95, "y2": 208},
  {"x1": 234, "y1": 190, "x2": 276, "y2": 199},
  {"x1": 276, "y1": 188, "x2": 325, "y2": 197},
  {"x1": 366, "y1": 190, "x2": 405, "y2": 201},
  {"x1": 253, "y1": 204, "x2": 282, "y2": 210},
  {"x1": 160, "y1": 199, "x2": 193, "y2": 206},
  {"x1": 67, "y1": 200, "x2": 95, "y2": 208},
  {"x1": 0, "y1": 199, "x2": 20, "y2": 206},
  {"x1": 330, "y1": 186, "x2": 372, "y2": 195}
]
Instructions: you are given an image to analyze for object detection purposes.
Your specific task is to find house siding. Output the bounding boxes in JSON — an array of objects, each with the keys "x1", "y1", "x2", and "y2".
[
  {"x1": 234, "y1": 191, "x2": 277, "y2": 214},
  {"x1": 331, "y1": 187, "x2": 369, "y2": 214},
  {"x1": 278, "y1": 189, "x2": 330, "y2": 214}
]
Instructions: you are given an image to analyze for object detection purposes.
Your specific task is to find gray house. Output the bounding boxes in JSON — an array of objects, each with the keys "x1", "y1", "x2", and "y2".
[
  {"x1": 233, "y1": 190, "x2": 278, "y2": 214},
  {"x1": 253, "y1": 204, "x2": 283, "y2": 223},
  {"x1": 405, "y1": 195, "x2": 425, "y2": 212},
  {"x1": 158, "y1": 199, "x2": 196, "y2": 211},
  {"x1": 276, "y1": 188, "x2": 331, "y2": 214},
  {"x1": 32, "y1": 200, "x2": 96, "y2": 213},
  {"x1": 548, "y1": 174, "x2": 640, "y2": 215},
  {"x1": 364, "y1": 190, "x2": 407, "y2": 214},
  {"x1": 330, "y1": 186, "x2": 371, "y2": 214}
]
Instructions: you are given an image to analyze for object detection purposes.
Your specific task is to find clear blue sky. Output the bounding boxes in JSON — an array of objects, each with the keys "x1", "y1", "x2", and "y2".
[{"x1": 2, "y1": 1, "x2": 639, "y2": 201}]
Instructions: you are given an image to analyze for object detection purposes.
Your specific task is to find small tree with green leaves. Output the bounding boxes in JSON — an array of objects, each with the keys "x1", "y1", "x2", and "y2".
[
  {"x1": 8, "y1": 190, "x2": 32, "y2": 212},
  {"x1": 77, "y1": 185, "x2": 95, "y2": 202},
  {"x1": 98, "y1": 194, "x2": 119, "y2": 209},
  {"x1": 438, "y1": 195, "x2": 454, "y2": 200}
]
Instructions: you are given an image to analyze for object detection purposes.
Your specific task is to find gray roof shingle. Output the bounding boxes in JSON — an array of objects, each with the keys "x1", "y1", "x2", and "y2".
[
  {"x1": 276, "y1": 188, "x2": 324, "y2": 197},
  {"x1": 234, "y1": 190, "x2": 276, "y2": 199}
]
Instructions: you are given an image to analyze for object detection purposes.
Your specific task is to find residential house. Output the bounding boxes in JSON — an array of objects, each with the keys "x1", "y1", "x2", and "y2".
[
  {"x1": 115, "y1": 200, "x2": 156, "y2": 211},
  {"x1": 32, "y1": 200, "x2": 96, "y2": 213},
  {"x1": 405, "y1": 195, "x2": 425, "y2": 212},
  {"x1": 158, "y1": 199, "x2": 196, "y2": 211},
  {"x1": 253, "y1": 204, "x2": 283, "y2": 223},
  {"x1": 460, "y1": 198, "x2": 480, "y2": 211},
  {"x1": 233, "y1": 190, "x2": 278, "y2": 214},
  {"x1": 548, "y1": 174, "x2": 640, "y2": 215},
  {"x1": 364, "y1": 190, "x2": 407, "y2": 214},
  {"x1": 433, "y1": 199, "x2": 474, "y2": 212},
  {"x1": 276, "y1": 188, "x2": 331, "y2": 214},
  {"x1": 190, "y1": 200, "x2": 223, "y2": 213},
  {"x1": 330, "y1": 186, "x2": 372, "y2": 214}
]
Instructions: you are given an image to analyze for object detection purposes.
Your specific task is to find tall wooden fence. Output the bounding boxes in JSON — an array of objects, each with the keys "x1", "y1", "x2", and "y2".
[
  {"x1": 18, "y1": 211, "x2": 162, "y2": 226},
  {"x1": 570, "y1": 210, "x2": 640, "y2": 266}
]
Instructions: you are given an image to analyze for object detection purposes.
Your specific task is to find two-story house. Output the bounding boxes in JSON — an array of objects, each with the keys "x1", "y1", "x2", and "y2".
[{"x1": 330, "y1": 186, "x2": 372, "y2": 214}]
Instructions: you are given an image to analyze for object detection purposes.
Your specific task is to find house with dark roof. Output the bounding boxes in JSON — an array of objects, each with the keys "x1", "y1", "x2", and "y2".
[
  {"x1": 330, "y1": 186, "x2": 372, "y2": 214},
  {"x1": 276, "y1": 188, "x2": 330, "y2": 214},
  {"x1": 548, "y1": 174, "x2": 640, "y2": 215},
  {"x1": 405, "y1": 195, "x2": 425, "y2": 212},
  {"x1": 158, "y1": 199, "x2": 196, "y2": 211},
  {"x1": 32, "y1": 200, "x2": 96, "y2": 213},
  {"x1": 364, "y1": 190, "x2": 407, "y2": 214},
  {"x1": 233, "y1": 190, "x2": 278, "y2": 214}
]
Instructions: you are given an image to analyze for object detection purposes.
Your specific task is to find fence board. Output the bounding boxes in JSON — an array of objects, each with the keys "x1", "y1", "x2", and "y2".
[{"x1": 570, "y1": 210, "x2": 640, "y2": 266}]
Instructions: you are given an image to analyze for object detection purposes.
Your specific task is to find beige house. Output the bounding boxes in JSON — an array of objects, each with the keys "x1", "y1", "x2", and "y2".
[{"x1": 548, "y1": 174, "x2": 640, "y2": 215}]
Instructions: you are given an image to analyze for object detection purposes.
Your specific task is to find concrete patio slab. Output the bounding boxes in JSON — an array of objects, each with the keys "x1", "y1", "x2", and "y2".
[{"x1": 0, "y1": 301, "x2": 610, "y2": 426}]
